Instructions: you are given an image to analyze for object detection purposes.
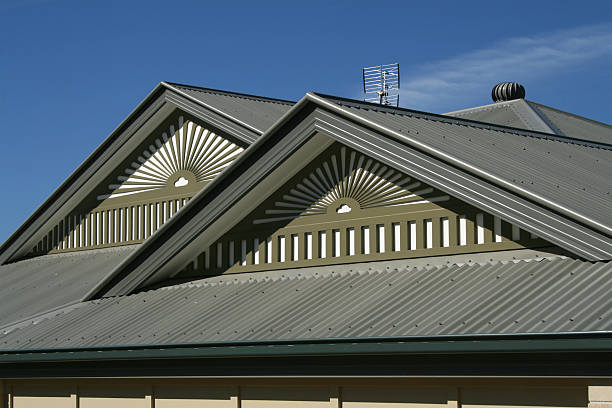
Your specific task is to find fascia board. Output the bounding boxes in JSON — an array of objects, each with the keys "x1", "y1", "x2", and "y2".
[
  {"x1": 0, "y1": 85, "x2": 262, "y2": 264},
  {"x1": 0, "y1": 334, "x2": 611, "y2": 363},
  {"x1": 308, "y1": 93, "x2": 612, "y2": 236}
]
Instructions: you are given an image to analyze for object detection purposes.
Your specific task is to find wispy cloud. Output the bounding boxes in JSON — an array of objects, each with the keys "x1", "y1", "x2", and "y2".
[{"x1": 400, "y1": 24, "x2": 612, "y2": 113}]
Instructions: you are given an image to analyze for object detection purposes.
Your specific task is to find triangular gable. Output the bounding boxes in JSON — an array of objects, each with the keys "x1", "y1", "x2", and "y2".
[
  {"x1": 87, "y1": 95, "x2": 612, "y2": 298},
  {"x1": 27, "y1": 113, "x2": 244, "y2": 257},
  {"x1": 174, "y1": 142, "x2": 550, "y2": 278},
  {"x1": 0, "y1": 82, "x2": 291, "y2": 264}
]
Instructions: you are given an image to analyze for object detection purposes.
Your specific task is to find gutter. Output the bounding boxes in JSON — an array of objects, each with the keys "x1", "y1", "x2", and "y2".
[{"x1": 1, "y1": 333, "x2": 611, "y2": 363}]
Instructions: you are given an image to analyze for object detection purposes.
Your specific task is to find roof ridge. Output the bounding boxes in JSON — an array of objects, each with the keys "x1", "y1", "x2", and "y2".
[
  {"x1": 312, "y1": 92, "x2": 612, "y2": 151},
  {"x1": 165, "y1": 81, "x2": 296, "y2": 105},
  {"x1": 527, "y1": 100, "x2": 612, "y2": 129}
]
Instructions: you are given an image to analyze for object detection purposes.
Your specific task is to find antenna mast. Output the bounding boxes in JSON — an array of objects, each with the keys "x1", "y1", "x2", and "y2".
[{"x1": 362, "y1": 63, "x2": 400, "y2": 106}]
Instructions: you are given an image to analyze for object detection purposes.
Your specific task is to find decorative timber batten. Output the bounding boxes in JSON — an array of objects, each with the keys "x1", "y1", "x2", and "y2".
[
  {"x1": 30, "y1": 115, "x2": 245, "y2": 255},
  {"x1": 176, "y1": 144, "x2": 549, "y2": 277}
]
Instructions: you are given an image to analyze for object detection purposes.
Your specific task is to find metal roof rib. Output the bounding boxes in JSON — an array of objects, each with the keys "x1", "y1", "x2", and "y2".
[
  {"x1": 164, "y1": 82, "x2": 294, "y2": 134},
  {"x1": 0, "y1": 246, "x2": 138, "y2": 330},
  {"x1": 309, "y1": 93, "x2": 612, "y2": 235},
  {"x1": 446, "y1": 98, "x2": 612, "y2": 145},
  {"x1": 1, "y1": 258, "x2": 610, "y2": 352}
]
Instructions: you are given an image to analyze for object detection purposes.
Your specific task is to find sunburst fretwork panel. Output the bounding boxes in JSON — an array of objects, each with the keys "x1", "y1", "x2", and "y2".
[
  {"x1": 30, "y1": 115, "x2": 245, "y2": 256},
  {"x1": 177, "y1": 144, "x2": 551, "y2": 277}
]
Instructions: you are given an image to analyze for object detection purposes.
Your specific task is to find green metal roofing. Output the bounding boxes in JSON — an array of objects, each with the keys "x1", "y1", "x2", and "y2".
[{"x1": 1, "y1": 258, "x2": 610, "y2": 353}]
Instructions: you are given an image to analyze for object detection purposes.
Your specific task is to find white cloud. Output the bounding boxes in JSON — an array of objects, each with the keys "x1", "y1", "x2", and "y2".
[{"x1": 400, "y1": 24, "x2": 612, "y2": 113}]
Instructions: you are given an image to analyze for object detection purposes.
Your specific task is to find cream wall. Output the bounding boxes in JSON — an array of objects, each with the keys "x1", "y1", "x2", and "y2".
[{"x1": 2, "y1": 378, "x2": 607, "y2": 408}]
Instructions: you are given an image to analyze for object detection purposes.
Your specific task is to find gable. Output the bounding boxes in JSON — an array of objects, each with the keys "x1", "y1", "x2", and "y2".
[
  {"x1": 174, "y1": 142, "x2": 551, "y2": 278},
  {"x1": 27, "y1": 113, "x2": 245, "y2": 257},
  {"x1": 0, "y1": 82, "x2": 294, "y2": 264},
  {"x1": 88, "y1": 98, "x2": 612, "y2": 298}
]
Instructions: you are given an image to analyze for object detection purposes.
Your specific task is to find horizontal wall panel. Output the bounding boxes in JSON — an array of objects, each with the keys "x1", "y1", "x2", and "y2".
[
  {"x1": 155, "y1": 384, "x2": 236, "y2": 407},
  {"x1": 342, "y1": 386, "x2": 448, "y2": 407},
  {"x1": 12, "y1": 383, "x2": 74, "y2": 408},
  {"x1": 461, "y1": 386, "x2": 586, "y2": 407},
  {"x1": 241, "y1": 386, "x2": 331, "y2": 408},
  {"x1": 79, "y1": 383, "x2": 149, "y2": 408}
]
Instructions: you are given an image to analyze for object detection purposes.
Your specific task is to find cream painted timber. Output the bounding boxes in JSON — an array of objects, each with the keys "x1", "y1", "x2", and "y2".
[
  {"x1": 155, "y1": 384, "x2": 238, "y2": 407},
  {"x1": 241, "y1": 385, "x2": 332, "y2": 408},
  {"x1": 79, "y1": 382, "x2": 150, "y2": 408},
  {"x1": 11, "y1": 383, "x2": 75, "y2": 408},
  {"x1": 2, "y1": 378, "x2": 595, "y2": 407},
  {"x1": 461, "y1": 385, "x2": 586, "y2": 407},
  {"x1": 342, "y1": 386, "x2": 449, "y2": 407},
  {"x1": 589, "y1": 384, "x2": 612, "y2": 408}
]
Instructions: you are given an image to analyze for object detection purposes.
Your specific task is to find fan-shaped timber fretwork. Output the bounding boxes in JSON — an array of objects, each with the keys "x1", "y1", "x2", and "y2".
[
  {"x1": 99, "y1": 116, "x2": 244, "y2": 201},
  {"x1": 176, "y1": 143, "x2": 552, "y2": 278},
  {"x1": 29, "y1": 115, "x2": 246, "y2": 256},
  {"x1": 254, "y1": 145, "x2": 449, "y2": 224}
]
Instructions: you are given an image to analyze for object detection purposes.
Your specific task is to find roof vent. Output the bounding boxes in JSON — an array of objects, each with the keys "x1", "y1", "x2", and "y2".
[{"x1": 492, "y1": 82, "x2": 525, "y2": 102}]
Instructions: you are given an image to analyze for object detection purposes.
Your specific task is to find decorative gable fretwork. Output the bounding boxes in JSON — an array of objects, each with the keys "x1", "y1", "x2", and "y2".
[
  {"x1": 100, "y1": 116, "x2": 243, "y2": 201},
  {"x1": 177, "y1": 144, "x2": 550, "y2": 278},
  {"x1": 30, "y1": 115, "x2": 245, "y2": 256},
  {"x1": 253, "y1": 147, "x2": 450, "y2": 224}
]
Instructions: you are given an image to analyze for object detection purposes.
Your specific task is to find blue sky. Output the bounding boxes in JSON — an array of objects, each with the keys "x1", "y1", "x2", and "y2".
[{"x1": 1, "y1": 0, "x2": 611, "y2": 244}]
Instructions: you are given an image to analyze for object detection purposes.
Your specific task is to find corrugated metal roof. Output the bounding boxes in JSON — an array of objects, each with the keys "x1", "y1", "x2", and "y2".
[
  {"x1": 315, "y1": 94, "x2": 612, "y2": 231},
  {"x1": 445, "y1": 99, "x2": 552, "y2": 133},
  {"x1": 445, "y1": 99, "x2": 612, "y2": 144},
  {"x1": 166, "y1": 82, "x2": 295, "y2": 134},
  {"x1": 1, "y1": 258, "x2": 610, "y2": 351},
  {"x1": 0, "y1": 246, "x2": 137, "y2": 330},
  {"x1": 527, "y1": 101, "x2": 612, "y2": 144}
]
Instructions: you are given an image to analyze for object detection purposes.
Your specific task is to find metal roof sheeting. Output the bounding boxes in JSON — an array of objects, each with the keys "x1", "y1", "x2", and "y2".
[
  {"x1": 445, "y1": 99, "x2": 552, "y2": 133},
  {"x1": 1, "y1": 258, "x2": 610, "y2": 351},
  {"x1": 446, "y1": 99, "x2": 612, "y2": 144},
  {"x1": 0, "y1": 246, "x2": 137, "y2": 330},
  {"x1": 527, "y1": 101, "x2": 612, "y2": 144},
  {"x1": 316, "y1": 95, "x2": 612, "y2": 232},
  {"x1": 167, "y1": 82, "x2": 294, "y2": 134}
]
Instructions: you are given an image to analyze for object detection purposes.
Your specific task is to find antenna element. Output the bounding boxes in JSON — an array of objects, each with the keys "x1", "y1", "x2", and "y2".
[{"x1": 362, "y1": 63, "x2": 400, "y2": 106}]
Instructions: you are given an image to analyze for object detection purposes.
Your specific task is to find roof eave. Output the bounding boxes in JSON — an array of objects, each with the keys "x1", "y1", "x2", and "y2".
[{"x1": 1, "y1": 332, "x2": 611, "y2": 363}]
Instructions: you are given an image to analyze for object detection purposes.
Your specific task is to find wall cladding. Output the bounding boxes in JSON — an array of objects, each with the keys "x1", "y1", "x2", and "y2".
[{"x1": 2, "y1": 378, "x2": 591, "y2": 408}]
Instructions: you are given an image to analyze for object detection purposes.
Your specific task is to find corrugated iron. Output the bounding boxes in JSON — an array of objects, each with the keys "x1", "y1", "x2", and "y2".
[{"x1": 1, "y1": 258, "x2": 609, "y2": 351}]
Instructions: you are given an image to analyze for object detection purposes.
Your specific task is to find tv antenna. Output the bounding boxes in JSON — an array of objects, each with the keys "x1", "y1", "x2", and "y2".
[{"x1": 362, "y1": 63, "x2": 400, "y2": 106}]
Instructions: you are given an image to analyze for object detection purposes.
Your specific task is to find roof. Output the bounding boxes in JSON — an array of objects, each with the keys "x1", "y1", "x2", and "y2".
[
  {"x1": 165, "y1": 82, "x2": 295, "y2": 134},
  {"x1": 314, "y1": 93, "x2": 612, "y2": 233},
  {"x1": 85, "y1": 91, "x2": 612, "y2": 297},
  {"x1": 0, "y1": 245, "x2": 137, "y2": 330},
  {"x1": 0, "y1": 82, "x2": 290, "y2": 264},
  {"x1": 445, "y1": 98, "x2": 612, "y2": 144},
  {"x1": 1, "y1": 258, "x2": 610, "y2": 352}
]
